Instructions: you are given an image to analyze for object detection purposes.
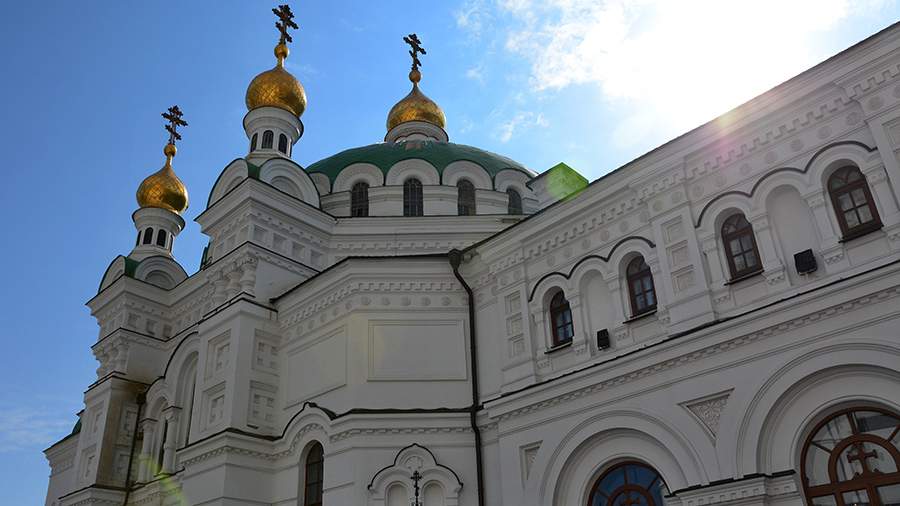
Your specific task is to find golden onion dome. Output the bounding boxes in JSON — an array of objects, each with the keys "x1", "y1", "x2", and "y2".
[
  {"x1": 245, "y1": 43, "x2": 307, "y2": 117},
  {"x1": 386, "y1": 68, "x2": 446, "y2": 131},
  {"x1": 136, "y1": 144, "x2": 189, "y2": 214}
]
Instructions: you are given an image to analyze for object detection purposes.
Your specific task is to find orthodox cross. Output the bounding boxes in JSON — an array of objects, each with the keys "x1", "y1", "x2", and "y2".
[
  {"x1": 410, "y1": 470, "x2": 422, "y2": 506},
  {"x1": 403, "y1": 33, "x2": 426, "y2": 71},
  {"x1": 273, "y1": 4, "x2": 298, "y2": 45},
  {"x1": 846, "y1": 442, "x2": 878, "y2": 473},
  {"x1": 161, "y1": 105, "x2": 187, "y2": 145}
]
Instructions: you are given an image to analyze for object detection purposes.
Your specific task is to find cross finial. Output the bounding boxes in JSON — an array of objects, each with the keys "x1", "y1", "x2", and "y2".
[
  {"x1": 411, "y1": 470, "x2": 422, "y2": 506},
  {"x1": 162, "y1": 105, "x2": 188, "y2": 146},
  {"x1": 403, "y1": 33, "x2": 426, "y2": 71},
  {"x1": 273, "y1": 4, "x2": 298, "y2": 46}
]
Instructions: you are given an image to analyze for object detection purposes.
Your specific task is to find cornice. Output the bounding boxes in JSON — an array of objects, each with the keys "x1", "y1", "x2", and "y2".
[{"x1": 490, "y1": 281, "x2": 900, "y2": 423}]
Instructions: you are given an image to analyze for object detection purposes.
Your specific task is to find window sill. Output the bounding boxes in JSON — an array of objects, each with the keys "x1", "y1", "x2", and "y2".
[
  {"x1": 839, "y1": 223, "x2": 883, "y2": 243},
  {"x1": 723, "y1": 269, "x2": 764, "y2": 286},
  {"x1": 623, "y1": 309, "x2": 657, "y2": 324},
  {"x1": 544, "y1": 341, "x2": 573, "y2": 354}
]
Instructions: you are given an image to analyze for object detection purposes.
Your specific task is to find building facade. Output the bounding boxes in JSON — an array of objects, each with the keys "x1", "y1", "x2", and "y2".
[{"x1": 45, "y1": 15, "x2": 900, "y2": 506}]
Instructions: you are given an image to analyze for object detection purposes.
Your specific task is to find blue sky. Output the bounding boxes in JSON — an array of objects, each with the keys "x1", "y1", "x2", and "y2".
[{"x1": 1, "y1": 1, "x2": 897, "y2": 503}]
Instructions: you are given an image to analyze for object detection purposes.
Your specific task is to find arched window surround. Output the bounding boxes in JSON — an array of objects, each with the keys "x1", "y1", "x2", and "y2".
[
  {"x1": 278, "y1": 133, "x2": 289, "y2": 154},
  {"x1": 625, "y1": 256, "x2": 657, "y2": 318},
  {"x1": 350, "y1": 181, "x2": 369, "y2": 217},
  {"x1": 549, "y1": 290, "x2": 574, "y2": 347},
  {"x1": 250, "y1": 132, "x2": 258, "y2": 152},
  {"x1": 720, "y1": 212, "x2": 762, "y2": 280},
  {"x1": 587, "y1": 460, "x2": 669, "y2": 506},
  {"x1": 155, "y1": 229, "x2": 167, "y2": 248},
  {"x1": 403, "y1": 178, "x2": 424, "y2": 217},
  {"x1": 262, "y1": 130, "x2": 274, "y2": 149},
  {"x1": 143, "y1": 227, "x2": 154, "y2": 245},
  {"x1": 302, "y1": 441, "x2": 324, "y2": 506},
  {"x1": 827, "y1": 165, "x2": 882, "y2": 241},
  {"x1": 800, "y1": 406, "x2": 900, "y2": 506}
]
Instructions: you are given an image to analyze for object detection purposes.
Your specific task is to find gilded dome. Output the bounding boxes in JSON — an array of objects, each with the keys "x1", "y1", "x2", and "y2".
[
  {"x1": 245, "y1": 43, "x2": 307, "y2": 117},
  {"x1": 386, "y1": 69, "x2": 446, "y2": 131},
  {"x1": 136, "y1": 144, "x2": 189, "y2": 214}
]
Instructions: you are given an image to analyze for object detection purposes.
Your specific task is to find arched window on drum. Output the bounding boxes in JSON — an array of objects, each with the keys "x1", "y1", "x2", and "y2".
[
  {"x1": 350, "y1": 182, "x2": 369, "y2": 217},
  {"x1": 588, "y1": 461, "x2": 669, "y2": 506},
  {"x1": 507, "y1": 188, "x2": 523, "y2": 215},
  {"x1": 404, "y1": 178, "x2": 424, "y2": 217},
  {"x1": 801, "y1": 407, "x2": 900, "y2": 506}
]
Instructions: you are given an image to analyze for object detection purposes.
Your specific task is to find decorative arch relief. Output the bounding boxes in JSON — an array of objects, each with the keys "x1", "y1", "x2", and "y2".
[
  {"x1": 368, "y1": 443, "x2": 462, "y2": 506},
  {"x1": 680, "y1": 389, "x2": 732, "y2": 440}
]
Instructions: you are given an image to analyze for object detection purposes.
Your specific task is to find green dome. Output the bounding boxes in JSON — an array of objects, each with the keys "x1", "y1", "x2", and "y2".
[{"x1": 306, "y1": 140, "x2": 534, "y2": 184}]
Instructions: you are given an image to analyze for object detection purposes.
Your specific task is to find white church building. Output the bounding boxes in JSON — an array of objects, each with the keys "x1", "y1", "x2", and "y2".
[{"x1": 44, "y1": 9, "x2": 900, "y2": 506}]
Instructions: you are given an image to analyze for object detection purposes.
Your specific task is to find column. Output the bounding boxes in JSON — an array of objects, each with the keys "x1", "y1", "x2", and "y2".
[
  {"x1": 138, "y1": 419, "x2": 156, "y2": 482},
  {"x1": 161, "y1": 408, "x2": 181, "y2": 474}
]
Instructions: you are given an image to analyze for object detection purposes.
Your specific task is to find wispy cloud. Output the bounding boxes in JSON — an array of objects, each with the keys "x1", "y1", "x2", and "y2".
[
  {"x1": 0, "y1": 404, "x2": 77, "y2": 453},
  {"x1": 455, "y1": 0, "x2": 493, "y2": 39},
  {"x1": 466, "y1": 65, "x2": 485, "y2": 84},
  {"x1": 497, "y1": 111, "x2": 548, "y2": 142},
  {"x1": 474, "y1": 0, "x2": 893, "y2": 148}
]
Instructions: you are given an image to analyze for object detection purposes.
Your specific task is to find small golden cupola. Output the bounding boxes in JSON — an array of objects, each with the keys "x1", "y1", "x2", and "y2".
[
  {"x1": 385, "y1": 34, "x2": 447, "y2": 143},
  {"x1": 245, "y1": 5, "x2": 307, "y2": 118},
  {"x1": 387, "y1": 33, "x2": 447, "y2": 136},
  {"x1": 136, "y1": 106, "x2": 189, "y2": 214}
]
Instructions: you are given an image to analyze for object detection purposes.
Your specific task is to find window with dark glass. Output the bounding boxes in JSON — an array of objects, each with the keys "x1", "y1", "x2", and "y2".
[
  {"x1": 250, "y1": 133, "x2": 258, "y2": 152},
  {"x1": 626, "y1": 256, "x2": 656, "y2": 317},
  {"x1": 549, "y1": 291, "x2": 574, "y2": 346},
  {"x1": 458, "y1": 179, "x2": 476, "y2": 216},
  {"x1": 403, "y1": 178, "x2": 423, "y2": 217},
  {"x1": 588, "y1": 461, "x2": 669, "y2": 506},
  {"x1": 262, "y1": 130, "x2": 274, "y2": 149},
  {"x1": 304, "y1": 442, "x2": 324, "y2": 506},
  {"x1": 350, "y1": 182, "x2": 369, "y2": 217},
  {"x1": 278, "y1": 134, "x2": 288, "y2": 154},
  {"x1": 721, "y1": 213, "x2": 762, "y2": 279},
  {"x1": 801, "y1": 407, "x2": 900, "y2": 506},
  {"x1": 143, "y1": 227, "x2": 154, "y2": 245},
  {"x1": 156, "y1": 229, "x2": 167, "y2": 248},
  {"x1": 507, "y1": 188, "x2": 523, "y2": 215},
  {"x1": 829, "y1": 166, "x2": 882, "y2": 239}
]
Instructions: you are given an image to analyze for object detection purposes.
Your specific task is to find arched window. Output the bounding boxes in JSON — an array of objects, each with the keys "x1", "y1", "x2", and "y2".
[
  {"x1": 801, "y1": 407, "x2": 900, "y2": 506},
  {"x1": 721, "y1": 213, "x2": 761, "y2": 279},
  {"x1": 588, "y1": 461, "x2": 669, "y2": 506},
  {"x1": 143, "y1": 227, "x2": 154, "y2": 245},
  {"x1": 626, "y1": 256, "x2": 656, "y2": 317},
  {"x1": 304, "y1": 442, "x2": 324, "y2": 506},
  {"x1": 549, "y1": 291, "x2": 574, "y2": 346},
  {"x1": 403, "y1": 178, "x2": 424, "y2": 217},
  {"x1": 250, "y1": 132, "x2": 258, "y2": 152},
  {"x1": 828, "y1": 166, "x2": 882, "y2": 240},
  {"x1": 262, "y1": 130, "x2": 274, "y2": 149},
  {"x1": 457, "y1": 179, "x2": 476, "y2": 216},
  {"x1": 507, "y1": 188, "x2": 523, "y2": 215},
  {"x1": 350, "y1": 182, "x2": 369, "y2": 217},
  {"x1": 278, "y1": 134, "x2": 288, "y2": 154},
  {"x1": 156, "y1": 229, "x2": 167, "y2": 248}
]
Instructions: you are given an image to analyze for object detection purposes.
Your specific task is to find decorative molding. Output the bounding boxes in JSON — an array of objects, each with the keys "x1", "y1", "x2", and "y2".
[
  {"x1": 495, "y1": 283, "x2": 900, "y2": 422},
  {"x1": 681, "y1": 389, "x2": 733, "y2": 438}
]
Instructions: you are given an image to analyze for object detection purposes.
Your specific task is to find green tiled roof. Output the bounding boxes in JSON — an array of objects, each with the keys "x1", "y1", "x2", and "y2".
[{"x1": 305, "y1": 140, "x2": 533, "y2": 184}]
